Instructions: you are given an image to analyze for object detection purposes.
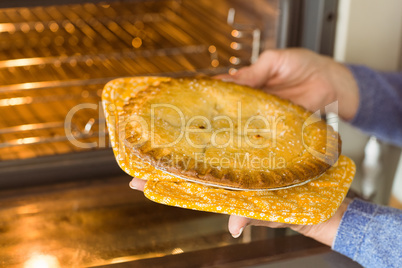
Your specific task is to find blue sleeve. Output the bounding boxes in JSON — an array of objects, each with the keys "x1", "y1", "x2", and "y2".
[
  {"x1": 347, "y1": 65, "x2": 402, "y2": 147},
  {"x1": 332, "y1": 198, "x2": 402, "y2": 268}
]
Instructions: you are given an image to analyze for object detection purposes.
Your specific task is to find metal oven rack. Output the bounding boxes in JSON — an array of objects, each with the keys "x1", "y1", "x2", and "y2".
[{"x1": 0, "y1": 0, "x2": 271, "y2": 166}]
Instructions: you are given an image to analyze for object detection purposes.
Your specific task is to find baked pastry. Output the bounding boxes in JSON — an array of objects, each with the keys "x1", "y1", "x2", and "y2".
[{"x1": 122, "y1": 77, "x2": 341, "y2": 190}]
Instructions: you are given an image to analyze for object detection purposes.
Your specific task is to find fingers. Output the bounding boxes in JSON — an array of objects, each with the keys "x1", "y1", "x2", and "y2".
[
  {"x1": 214, "y1": 66, "x2": 265, "y2": 88},
  {"x1": 215, "y1": 50, "x2": 282, "y2": 89},
  {"x1": 228, "y1": 214, "x2": 302, "y2": 239},
  {"x1": 129, "y1": 177, "x2": 146, "y2": 192},
  {"x1": 213, "y1": 73, "x2": 234, "y2": 82},
  {"x1": 228, "y1": 215, "x2": 251, "y2": 238}
]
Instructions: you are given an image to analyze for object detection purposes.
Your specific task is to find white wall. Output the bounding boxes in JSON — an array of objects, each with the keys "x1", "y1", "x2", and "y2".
[{"x1": 334, "y1": 0, "x2": 402, "y2": 71}]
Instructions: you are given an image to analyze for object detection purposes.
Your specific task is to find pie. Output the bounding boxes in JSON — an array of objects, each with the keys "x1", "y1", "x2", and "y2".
[
  {"x1": 103, "y1": 76, "x2": 353, "y2": 225},
  {"x1": 121, "y1": 77, "x2": 341, "y2": 190}
]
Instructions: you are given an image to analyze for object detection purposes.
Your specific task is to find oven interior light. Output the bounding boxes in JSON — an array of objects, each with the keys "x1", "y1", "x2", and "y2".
[
  {"x1": 24, "y1": 254, "x2": 61, "y2": 268},
  {"x1": 171, "y1": 248, "x2": 184, "y2": 255}
]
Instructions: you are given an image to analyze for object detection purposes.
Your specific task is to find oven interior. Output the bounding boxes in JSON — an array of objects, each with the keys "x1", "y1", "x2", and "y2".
[
  {"x1": 0, "y1": 1, "x2": 337, "y2": 267},
  {"x1": 0, "y1": 0, "x2": 278, "y2": 188}
]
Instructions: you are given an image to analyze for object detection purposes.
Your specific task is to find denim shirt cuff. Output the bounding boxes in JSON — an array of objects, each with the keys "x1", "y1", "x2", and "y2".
[
  {"x1": 332, "y1": 198, "x2": 377, "y2": 259},
  {"x1": 345, "y1": 64, "x2": 402, "y2": 147}
]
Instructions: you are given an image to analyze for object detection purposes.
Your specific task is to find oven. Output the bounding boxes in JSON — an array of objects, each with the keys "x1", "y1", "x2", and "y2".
[{"x1": 0, "y1": 1, "x2": 351, "y2": 267}]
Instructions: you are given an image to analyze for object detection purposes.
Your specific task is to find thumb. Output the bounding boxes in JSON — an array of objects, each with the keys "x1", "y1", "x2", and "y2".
[{"x1": 228, "y1": 215, "x2": 251, "y2": 238}]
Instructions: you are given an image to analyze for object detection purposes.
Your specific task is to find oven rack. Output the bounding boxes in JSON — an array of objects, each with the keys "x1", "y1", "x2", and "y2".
[{"x1": 0, "y1": 0, "x2": 261, "y2": 162}]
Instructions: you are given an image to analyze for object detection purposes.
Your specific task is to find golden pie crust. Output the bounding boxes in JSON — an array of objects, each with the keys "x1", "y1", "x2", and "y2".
[{"x1": 117, "y1": 77, "x2": 341, "y2": 190}]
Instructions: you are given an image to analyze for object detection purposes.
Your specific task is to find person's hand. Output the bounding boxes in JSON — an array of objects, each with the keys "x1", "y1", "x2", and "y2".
[
  {"x1": 216, "y1": 49, "x2": 358, "y2": 245},
  {"x1": 216, "y1": 48, "x2": 359, "y2": 121},
  {"x1": 228, "y1": 198, "x2": 351, "y2": 247},
  {"x1": 129, "y1": 49, "x2": 357, "y2": 247},
  {"x1": 129, "y1": 176, "x2": 351, "y2": 247}
]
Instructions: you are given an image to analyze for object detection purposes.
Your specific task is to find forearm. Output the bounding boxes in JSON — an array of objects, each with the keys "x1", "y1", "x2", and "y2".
[
  {"x1": 347, "y1": 65, "x2": 402, "y2": 147},
  {"x1": 332, "y1": 199, "x2": 402, "y2": 268},
  {"x1": 291, "y1": 198, "x2": 402, "y2": 267},
  {"x1": 330, "y1": 62, "x2": 359, "y2": 121}
]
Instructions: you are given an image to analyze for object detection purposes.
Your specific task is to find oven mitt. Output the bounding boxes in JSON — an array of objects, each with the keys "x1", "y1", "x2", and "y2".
[{"x1": 103, "y1": 77, "x2": 356, "y2": 225}]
